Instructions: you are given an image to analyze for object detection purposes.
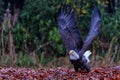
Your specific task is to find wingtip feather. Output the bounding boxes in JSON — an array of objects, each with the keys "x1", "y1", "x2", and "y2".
[
  {"x1": 92, "y1": 6, "x2": 101, "y2": 20},
  {"x1": 57, "y1": 4, "x2": 77, "y2": 29}
]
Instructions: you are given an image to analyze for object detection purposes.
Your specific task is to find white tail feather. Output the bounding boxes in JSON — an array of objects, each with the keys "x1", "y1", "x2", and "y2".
[{"x1": 83, "y1": 50, "x2": 92, "y2": 63}]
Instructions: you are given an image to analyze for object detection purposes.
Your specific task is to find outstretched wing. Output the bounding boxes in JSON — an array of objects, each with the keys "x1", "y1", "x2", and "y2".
[
  {"x1": 79, "y1": 6, "x2": 102, "y2": 56},
  {"x1": 57, "y1": 5, "x2": 83, "y2": 52}
]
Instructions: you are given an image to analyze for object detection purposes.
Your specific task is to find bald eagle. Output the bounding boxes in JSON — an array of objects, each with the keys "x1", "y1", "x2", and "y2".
[{"x1": 57, "y1": 5, "x2": 101, "y2": 72}]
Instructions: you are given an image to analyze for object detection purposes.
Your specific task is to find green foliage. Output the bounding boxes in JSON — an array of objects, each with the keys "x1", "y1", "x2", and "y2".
[
  {"x1": 101, "y1": 8, "x2": 120, "y2": 40},
  {"x1": 0, "y1": 0, "x2": 4, "y2": 23},
  {"x1": 15, "y1": 52, "x2": 35, "y2": 67},
  {"x1": 13, "y1": 23, "x2": 27, "y2": 50},
  {"x1": 39, "y1": 52, "x2": 54, "y2": 65},
  {"x1": 48, "y1": 27, "x2": 65, "y2": 54}
]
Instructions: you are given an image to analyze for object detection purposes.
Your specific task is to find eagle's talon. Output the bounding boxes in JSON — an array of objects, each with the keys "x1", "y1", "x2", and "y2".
[{"x1": 74, "y1": 66, "x2": 79, "y2": 72}]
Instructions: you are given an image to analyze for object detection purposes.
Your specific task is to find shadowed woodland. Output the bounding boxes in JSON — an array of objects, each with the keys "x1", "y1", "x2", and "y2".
[{"x1": 0, "y1": 0, "x2": 120, "y2": 69}]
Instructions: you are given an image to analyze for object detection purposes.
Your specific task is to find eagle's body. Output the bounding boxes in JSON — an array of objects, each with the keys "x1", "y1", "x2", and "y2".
[
  {"x1": 59, "y1": 27, "x2": 83, "y2": 52},
  {"x1": 57, "y1": 5, "x2": 101, "y2": 72}
]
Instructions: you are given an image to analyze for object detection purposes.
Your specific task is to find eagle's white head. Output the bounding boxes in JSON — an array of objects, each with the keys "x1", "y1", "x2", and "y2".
[{"x1": 69, "y1": 50, "x2": 79, "y2": 60}]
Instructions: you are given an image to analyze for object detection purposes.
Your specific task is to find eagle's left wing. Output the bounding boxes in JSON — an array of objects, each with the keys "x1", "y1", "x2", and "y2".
[{"x1": 79, "y1": 6, "x2": 102, "y2": 58}]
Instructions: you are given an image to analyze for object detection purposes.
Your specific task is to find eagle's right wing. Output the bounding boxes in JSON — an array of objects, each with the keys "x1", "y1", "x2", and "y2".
[{"x1": 57, "y1": 5, "x2": 83, "y2": 52}]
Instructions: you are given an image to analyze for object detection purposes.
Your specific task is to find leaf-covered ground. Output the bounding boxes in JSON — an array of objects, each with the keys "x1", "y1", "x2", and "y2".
[{"x1": 0, "y1": 67, "x2": 120, "y2": 80}]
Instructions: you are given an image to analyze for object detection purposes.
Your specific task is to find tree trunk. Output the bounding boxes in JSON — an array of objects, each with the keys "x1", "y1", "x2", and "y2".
[
  {"x1": 7, "y1": 9, "x2": 15, "y2": 65},
  {"x1": 1, "y1": 13, "x2": 7, "y2": 56}
]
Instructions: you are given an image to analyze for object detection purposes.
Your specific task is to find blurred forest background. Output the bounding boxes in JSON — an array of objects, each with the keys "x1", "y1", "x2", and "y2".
[{"x1": 0, "y1": 0, "x2": 120, "y2": 68}]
